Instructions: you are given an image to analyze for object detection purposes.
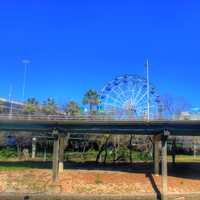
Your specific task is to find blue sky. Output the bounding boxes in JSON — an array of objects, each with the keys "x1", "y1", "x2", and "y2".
[{"x1": 0, "y1": 1, "x2": 200, "y2": 107}]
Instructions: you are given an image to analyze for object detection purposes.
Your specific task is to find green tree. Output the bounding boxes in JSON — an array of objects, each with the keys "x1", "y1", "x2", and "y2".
[
  {"x1": 23, "y1": 98, "x2": 39, "y2": 114},
  {"x1": 83, "y1": 89, "x2": 100, "y2": 113},
  {"x1": 42, "y1": 97, "x2": 58, "y2": 115},
  {"x1": 64, "y1": 101, "x2": 80, "y2": 116}
]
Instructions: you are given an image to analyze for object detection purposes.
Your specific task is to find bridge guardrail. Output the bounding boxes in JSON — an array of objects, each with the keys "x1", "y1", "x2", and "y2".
[
  {"x1": 0, "y1": 113, "x2": 193, "y2": 122},
  {"x1": 0, "y1": 113, "x2": 159, "y2": 121}
]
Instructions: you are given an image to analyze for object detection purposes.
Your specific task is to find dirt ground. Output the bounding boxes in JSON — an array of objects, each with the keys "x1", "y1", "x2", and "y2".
[{"x1": 1, "y1": 162, "x2": 200, "y2": 195}]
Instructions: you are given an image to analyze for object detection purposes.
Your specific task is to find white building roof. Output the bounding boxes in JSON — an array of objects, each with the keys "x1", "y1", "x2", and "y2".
[{"x1": 0, "y1": 97, "x2": 24, "y2": 106}]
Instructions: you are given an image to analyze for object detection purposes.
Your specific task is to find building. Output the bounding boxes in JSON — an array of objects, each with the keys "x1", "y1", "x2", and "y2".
[
  {"x1": 179, "y1": 110, "x2": 200, "y2": 120},
  {"x1": 0, "y1": 97, "x2": 24, "y2": 114}
]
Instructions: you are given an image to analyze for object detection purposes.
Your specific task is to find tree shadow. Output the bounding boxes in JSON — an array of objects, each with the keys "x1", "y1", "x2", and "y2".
[
  {"x1": 0, "y1": 160, "x2": 155, "y2": 173},
  {"x1": 1, "y1": 160, "x2": 200, "y2": 180},
  {"x1": 168, "y1": 162, "x2": 200, "y2": 180},
  {"x1": 64, "y1": 161, "x2": 154, "y2": 173}
]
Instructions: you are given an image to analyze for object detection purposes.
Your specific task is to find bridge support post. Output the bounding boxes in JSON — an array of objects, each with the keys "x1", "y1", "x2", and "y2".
[
  {"x1": 52, "y1": 131, "x2": 59, "y2": 182},
  {"x1": 58, "y1": 133, "x2": 70, "y2": 173},
  {"x1": 32, "y1": 137, "x2": 37, "y2": 159},
  {"x1": 59, "y1": 136, "x2": 65, "y2": 173},
  {"x1": 153, "y1": 135, "x2": 160, "y2": 175},
  {"x1": 161, "y1": 130, "x2": 169, "y2": 200}
]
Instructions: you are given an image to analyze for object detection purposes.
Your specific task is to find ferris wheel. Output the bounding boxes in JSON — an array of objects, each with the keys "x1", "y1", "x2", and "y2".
[{"x1": 99, "y1": 74, "x2": 160, "y2": 120}]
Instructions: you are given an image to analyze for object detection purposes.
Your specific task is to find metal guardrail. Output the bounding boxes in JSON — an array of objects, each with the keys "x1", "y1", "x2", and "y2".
[
  {"x1": 0, "y1": 114, "x2": 87, "y2": 121},
  {"x1": 0, "y1": 113, "x2": 194, "y2": 122},
  {"x1": 0, "y1": 113, "x2": 160, "y2": 121}
]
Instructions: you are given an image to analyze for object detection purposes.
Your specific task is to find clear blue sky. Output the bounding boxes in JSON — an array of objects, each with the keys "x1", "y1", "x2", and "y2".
[{"x1": 0, "y1": 1, "x2": 200, "y2": 107}]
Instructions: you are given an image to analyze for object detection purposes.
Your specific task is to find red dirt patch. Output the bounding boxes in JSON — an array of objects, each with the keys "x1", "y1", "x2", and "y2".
[{"x1": 0, "y1": 169, "x2": 200, "y2": 195}]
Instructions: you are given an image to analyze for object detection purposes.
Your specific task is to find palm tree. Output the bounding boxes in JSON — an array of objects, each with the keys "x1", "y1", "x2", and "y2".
[
  {"x1": 42, "y1": 97, "x2": 58, "y2": 115},
  {"x1": 64, "y1": 101, "x2": 80, "y2": 116},
  {"x1": 23, "y1": 98, "x2": 39, "y2": 115},
  {"x1": 83, "y1": 89, "x2": 100, "y2": 113}
]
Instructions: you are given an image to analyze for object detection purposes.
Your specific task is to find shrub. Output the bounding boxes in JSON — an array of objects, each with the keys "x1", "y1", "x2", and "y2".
[{"x1": 0, "y1": 147, "x2": 17, "y2": 159}]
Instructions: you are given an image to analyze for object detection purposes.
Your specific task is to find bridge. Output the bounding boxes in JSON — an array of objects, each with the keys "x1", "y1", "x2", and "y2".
[
  {"x1": 1, "y1": 114, "x2": 200, "y2": 200},
  {"x1": 1, "y1": 114, "x2": 200, "y2": 135}
]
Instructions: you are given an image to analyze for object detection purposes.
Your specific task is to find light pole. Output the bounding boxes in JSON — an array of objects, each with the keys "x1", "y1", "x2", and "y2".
[
  {"x1": 22, "y1": 59, "x2": 30, "y2": 101},
  {"x1": 145, "y1": 59, "x2": 150, "y2": 121}
]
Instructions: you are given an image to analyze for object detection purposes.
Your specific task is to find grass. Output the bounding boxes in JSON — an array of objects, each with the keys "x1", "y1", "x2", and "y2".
[
  {"x1": 1, "y1": 147, "x2": 200, "y2": 171},
  {"x1": 0, "y1": 161, "x2": 52, "y2": 170},
  {"x1": 0, "y1": 166, "x2": 28, "y2": 170},
  {"x1": 168, "y1": 155, "x2": 200, "y2": 162},
  {"x1": 0, "y1": 155, "x2": 200, "y2": 171}
]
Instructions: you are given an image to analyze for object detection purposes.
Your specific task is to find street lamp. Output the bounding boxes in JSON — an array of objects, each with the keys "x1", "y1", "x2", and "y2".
[{"x1": 22, "y1": 59, "x2": 30, "y2": 101}]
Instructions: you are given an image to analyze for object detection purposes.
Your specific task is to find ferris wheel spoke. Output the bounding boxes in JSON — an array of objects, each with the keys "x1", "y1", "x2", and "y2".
[
  {"x1": 137, "y1": 99, "x2": 155, "y2": 108},
  {"x1": 133, "y1": 85, "x2": 144, "y2": 104},
  {"x1": 135, "y1": 91, "x2": 147, "y2": 106},
  {"x1": 136, "y1": 104, "x2": 154, "y2": 112},
  {"x1": 112, "y1": 95, "x2": 125, "y2": 106},
  {"x1": 126, "y1": 79, "x2": 134, "y2": 97},
  {"x1": 106, "y1": 101, "x2": 122, "y2": 109},
  {"x1": 123, "y1": 87, "x2": 134, "y2": 101},
  {"x1": 131, "y1": 84, "x2": 137, "y2": 99},
  {"x1": 108, "y1": 88, "x2": 126, "y2": 105},
  {"x1": 135, "y1": 105, "x2": 146, "y2": 112},
  {"x1": 122, "y1": 82, "x2": 135, "y2": 100},
  {"x1": 103, "y1": 102, "x2": 125, "y2": 110},
  {"x1": 127, "y1": 88, "x2": 135, "y2": 103},
  {"x1": 125, "y1": 86, "x2": 134, "y2": 97},
  {"x1": 129, "y1": 82, "x2": 135, "y2": 97},
  {"x1": 114, "y1": 92, "x2": 127, "y2": 105},
  {"x1": 118, "y1": 85, "x2": 129, "y2": 101},
  {"x1": 106, "y1": 95, "x2": 124, "y2": 106}
]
